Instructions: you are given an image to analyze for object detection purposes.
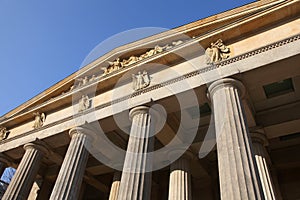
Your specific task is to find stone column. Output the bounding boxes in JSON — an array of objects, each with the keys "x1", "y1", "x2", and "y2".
[
  {"x1": 49, "y1": 127, "x2": 92, "y2": 200},
  {"x1": 2, "y1": 142, "x2": 48, "y2": 200},
  {"x1": 117, "y1": 106, "x2": 154, "y2": 200},
  {"x1": 27, "y1": 180, "x2": 42, "y2": 200},
  {"x1": 208, "y1": 78, "x2": 263, "y2": 200},
  {"x1": 168, "y1": 150, "x2": 193, "y2": 200},
  {"x1": 251, "y1": 131, "x2": 281, "y2": 200},
  {"x1": 37, "y1": 179, "x2": 52, "y2": 200},
  {"x1": 109, "y1": 171, "x2": 121, "y2": 200},
  {"x1": 0, "y1": 153, "x2": 11, "y2": 178}
]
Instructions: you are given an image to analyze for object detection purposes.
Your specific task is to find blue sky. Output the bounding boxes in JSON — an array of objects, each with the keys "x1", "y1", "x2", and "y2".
[{"x1": 0, "y1": 0, "x2": 255, "y2": 116}]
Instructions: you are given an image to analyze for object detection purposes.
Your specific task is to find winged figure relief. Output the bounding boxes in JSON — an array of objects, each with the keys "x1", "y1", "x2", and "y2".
[
  {"x1": 33, "y1": 112, "x2": 46, "y2": 129},
  {"x1": 78, "y1": 95, "x2": 90, "y2": 112},
  {"x1": 101, "y1": 66, "x2": 109, "y2": 76},
  {"x1": 0, "y1": 127, "x2": 8, "y2": 140},
  {"x1": 132, "y1": 70, "x2": 150, "y2": 91},
  {"x1": 205, "y1": 39, "x2": 230, "y2": 64}
]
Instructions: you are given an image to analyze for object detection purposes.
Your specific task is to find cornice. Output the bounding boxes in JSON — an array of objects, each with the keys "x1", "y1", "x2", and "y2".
[
  {"x1": 2, "y1": 0, "x2": 298, "y2": 128},
  {"x1": 0, "y1": 33, "x2": 299, "y2": 146},
  {"x1": 2, "y1": 0, "x2": 294, "y2": 120}
]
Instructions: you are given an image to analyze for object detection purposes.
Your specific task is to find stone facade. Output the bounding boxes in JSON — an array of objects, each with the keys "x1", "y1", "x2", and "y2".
[{"x1": 0, "y1": 0, "x2": 300, "y2": 199}]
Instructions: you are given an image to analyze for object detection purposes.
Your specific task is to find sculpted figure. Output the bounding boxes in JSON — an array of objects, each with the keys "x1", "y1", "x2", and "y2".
[
  {"x1": 132, "y1": 70, "x2": 150, "y2": 91},
  {"x1": 78, "y1": 95, "x2": 90, "y2": 112},
  {"x1": 90, "y1": 75, "x2": 96, "y2": 82},
  {"x1": 142, "y1": 70, "x2": 150, "y2": 85},
  {"x1": 139, "y1": 52, "x2": 149, "y2": 60},
  {"x1": 101, "y1": 66, "x2": 109, "y2": 76},
  {"x1": 138, "y1": 45, "x2": 164, "y2": 61},
  {"x1": 205, "y1": 39, "x2": 230, "y2": 64},
  {"x1": 122, "y1": 56, "x2": 139, "y2": 66},
  {"x1": 33, "y1": 112, "x2": 46, "y2": 129},
  {"x1": 153, "y1": 45, "x2": 164, "y2": 54},
  {"x1": 136, "y1": 72, "x2": 144, "y2": 89},
  {"x1": 108, "y1": 58, "x2": 122, "y2": 71},
  {"x1": 162, "y1": 44, "x2": 172, "y2": 51},
  {"x1": 146, "y1": 45, "x2": 164, "y2": 57},
  {"x1": 172, "y1": 40, "x2": 184, "y2": 46},
  {"x1": 82, "y1": 76, "x2": 89, "y2": 85},
  {"x1": 77, "y1": 78, "x2": 83, "y2": 87},
  {"x1": 0, "y1": 127, "x2": 8, "y2": 140},
  {"x1": 70, "y1": 85, "x2": 75, "y2": 91}
]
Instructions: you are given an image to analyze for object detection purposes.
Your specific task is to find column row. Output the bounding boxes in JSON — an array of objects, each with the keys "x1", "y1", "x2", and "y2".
[{"x1": 0, "y1": 78, "x2": 281, "y2": 200}]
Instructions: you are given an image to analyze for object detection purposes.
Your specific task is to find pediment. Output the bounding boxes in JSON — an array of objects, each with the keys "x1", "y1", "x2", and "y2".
[{"x1": 1, "y1": 0, "x2": 299, "y2": 128}]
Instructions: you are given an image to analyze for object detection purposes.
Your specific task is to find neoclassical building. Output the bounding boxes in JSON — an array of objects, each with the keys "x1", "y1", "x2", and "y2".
[{"x1": 0, "y1": 0, "x2": 300, "y2": 199}]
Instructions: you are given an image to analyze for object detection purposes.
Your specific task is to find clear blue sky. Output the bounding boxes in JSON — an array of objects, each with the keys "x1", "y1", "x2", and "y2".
[{"x1": 0, "y1": 0, "x2": 255, "y2": 116}]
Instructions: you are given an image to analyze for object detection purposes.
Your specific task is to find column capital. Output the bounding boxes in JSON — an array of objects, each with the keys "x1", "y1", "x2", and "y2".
[
  {"x1": 129, "y1": 106, "x2": 149, "y2": 120},
  {"x1": 24, "y1": 142, "x2": 49, "y2": 156},
  {"x1": 69, "y1": 126, "x2": 96, "y2": 140},
  {"x1": 208, "y1": 78, "x2": 246, "y2": 99},
  {"x1": 3, "y1": 141, "x2": 46, "y2": 200},
  {"x1": 251, "y1": 130, "x2": 269, "y2": 146}
]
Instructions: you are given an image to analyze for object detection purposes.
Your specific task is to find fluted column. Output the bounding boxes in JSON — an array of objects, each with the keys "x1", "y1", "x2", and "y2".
[
  {"x1": 109, "y1": 171, "x2": 121, "y2": 200},
  {"x1": 168, "y1": 150, "x2": 193, "y2": 200},
  {"x1": 50, "y1": 127, "x2": 92, "y2": 200},
  {"x1": 208, "y1": 78, "x2": 263, "y2": 200},
  {"x1": 117, "y1": 106, "x2": 154, "y2": 200},
  {"x1": 2, "y1": 142, "x2": 48, "y2": 200},
  {"x1": 0, "y1": 153, "x2": 11, "y2": 178},
  {"x1": 251, "y1": 131, "x2": 280, "y2": 200}
]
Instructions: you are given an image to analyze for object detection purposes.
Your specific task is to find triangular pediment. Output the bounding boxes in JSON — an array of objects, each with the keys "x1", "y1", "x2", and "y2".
[{"x1": 1, "y1": 0, "x2": 299, "y2": 127}]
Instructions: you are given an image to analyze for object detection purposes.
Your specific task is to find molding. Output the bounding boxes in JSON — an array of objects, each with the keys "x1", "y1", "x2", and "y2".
[
  {"x1": 0, "y1": 34, "x2": 299, "y2": 149},
  {"x1": 2, "y1": 0, "x2": 295, "y2": 120}
]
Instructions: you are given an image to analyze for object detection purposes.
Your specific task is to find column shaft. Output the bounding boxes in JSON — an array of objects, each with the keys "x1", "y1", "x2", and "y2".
[
  {"x1": 109, "y1": 171, "x2": 121, "y2": 200},
  {"x1": 50, "y1": 127, "x2": 91, "y2": 200},
  {"x1": 2, "y1": 143, "x2": 48, "y2": 200},
  {"x1": 251, "y1": 132, "x2": 281, "y2": 200},
  {"x1": 37, "y1": 180, "x2": 52, "y2": 200},
  {"x1": 117, "y1": 106, "x2": 154, "y2": 200},
  {"x1": 208, "y1": 78, "x2": 263, "y2": 200},
  {"x1": 168, "y1": 157, "x2": 191, "y2": 200}
]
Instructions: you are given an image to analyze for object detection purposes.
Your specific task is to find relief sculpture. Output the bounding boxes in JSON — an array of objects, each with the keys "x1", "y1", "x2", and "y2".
[
  {"x1": 78, "y1": 95, "x2": 91, "y2": 112},
  {"x1": 132, "y1": 70, "x2": 150, "y2": 91},
  {"x1": 33, "y1": 112, "x2": 46, "y2": 129},
  {"x1": 101, "y1": 39, "x2": 188, "y2": 76},
  {"x1": 205, "y1": 39, "x2": 230, "y2": 64},
  {"x1": 67, "y1": 39, "x2": 190, "y2": 95},
  {"x1": 0, "y1": 126, "x2": 8, "y2": 140}
]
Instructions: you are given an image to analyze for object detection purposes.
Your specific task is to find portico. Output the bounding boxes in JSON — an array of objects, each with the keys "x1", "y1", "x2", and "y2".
[{"x1": 0, "y1": 0, "x2": 300, "y2": 199}]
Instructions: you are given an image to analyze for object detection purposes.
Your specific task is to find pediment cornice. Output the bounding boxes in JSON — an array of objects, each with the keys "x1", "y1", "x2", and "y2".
[
  {"x1": 0, "y1": 33, "x2": 299, "y2": 149},
  {"x1": 1, "y1": 0, "x2": 298, "y2": 127}
]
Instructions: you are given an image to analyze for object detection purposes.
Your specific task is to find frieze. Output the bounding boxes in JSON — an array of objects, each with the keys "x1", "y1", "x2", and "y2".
[
  {"x1": 100, "y1": 39, "x2": 188, "y2": 77},
  {"x1": 0, "y1": 34, "x2": 299, "y2": 135},
  {"x1": 67, "y1": 39, "x2": 188, "y2": 93}
]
